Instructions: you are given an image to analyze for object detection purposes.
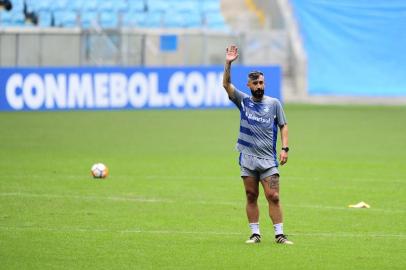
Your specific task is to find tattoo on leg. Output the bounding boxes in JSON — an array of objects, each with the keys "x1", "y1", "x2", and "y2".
[{"x1": 269, "y1": 175, "x2": 279, "y2": 189}]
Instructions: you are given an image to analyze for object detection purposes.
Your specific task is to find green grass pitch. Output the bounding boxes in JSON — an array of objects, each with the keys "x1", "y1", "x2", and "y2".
[{"x1": 0, "y1": 105, "x2": 405, "y2": 269}]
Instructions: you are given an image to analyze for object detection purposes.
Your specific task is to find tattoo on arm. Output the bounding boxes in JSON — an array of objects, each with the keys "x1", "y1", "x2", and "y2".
[
  {"x1": 223, "y1": 63, "x2": 231, "y2": 86},
  {"x1": 223, "y1": 62, "x2": 235, "y2": 98}
]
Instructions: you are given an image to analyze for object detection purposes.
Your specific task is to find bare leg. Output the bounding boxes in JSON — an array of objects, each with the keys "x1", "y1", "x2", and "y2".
[
  {"x1": 242, "y1": 176, "x2": 259, "y2": 223},
  {"x1": 260, "y1": 174, "x2": 282, "y2": 224}
]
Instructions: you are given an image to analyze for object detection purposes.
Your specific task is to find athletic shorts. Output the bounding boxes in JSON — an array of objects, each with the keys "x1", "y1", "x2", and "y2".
[{"x1": 239, "y1": 153, "x2": 279, "y2": 180}]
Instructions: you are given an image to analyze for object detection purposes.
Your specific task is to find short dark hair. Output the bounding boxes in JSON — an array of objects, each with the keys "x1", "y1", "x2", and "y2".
[{"x1": 248, "y1": 71, "x2": 263, "y2": 81}]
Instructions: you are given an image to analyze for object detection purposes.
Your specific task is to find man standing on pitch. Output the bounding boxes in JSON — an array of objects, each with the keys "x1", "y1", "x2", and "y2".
[{"x1": 223, "y1": 45, "x2": 293, "y2": 245}]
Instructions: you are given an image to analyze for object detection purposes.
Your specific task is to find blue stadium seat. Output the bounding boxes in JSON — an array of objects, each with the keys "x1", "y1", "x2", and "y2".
[
  {"x1": 81, "y1": 11, "x2": 98, "y2": 28},
  {"x1": 163, "y1": 12, "x2": 186, "y2": 28},
  {"x1": 100, "y1": 12, "x2": 118, "y2": 29},
  {"x1": 113, "y1": 0, "x2": 129, "y2": 13},
  {"x1": 0, "y1": 11, "x2": 25, "y2": 26},
  {"x1": 128, "y1": 0, "x2": 146, "y2": 13},
  {"x1": 54, "y1": 11, "x2": 77, "y2": 27},
  {"x1": 201, "y1": 0, "x2": 221, "y2": 12},
  {"x1": 97, "y1": 0, "x2": 128, "y2": 13},
  {"x1": 170, "y1": 0, "x2": 198, "y2": 13},
  {"x1": 38, "y1": 11, "x2": 52, "y2": 27},
  {"x1": 146, "y1": 0, "x2": 171, "y2": 13},
  {"x1": 122, "y1": 11, "x2": 146, "y2": 27},
  {"x1": 142, "y1": 11, "x2": 163, "y2": 28},
  {"x1": 9, "y1": 0, "x2": 24, "y2": 13},
  {"x1": 70, "y1": 0, "x2": 84, "y2": 12},
  {"x1": 53, "y1": 0, "x2": 69, "y2": 12},
  {"x1": 98, "y1": 1, "x2": 115, "y2": 12},
  {"x1": 82, "y1": 0, "x2": 98, "y2": 12},
  {"x1": 163, "y1": 11, "x2": 203, "y2": 28},
  {"x1": 205, "y1": 12, "x2": 228, "y2": 30},
  {"x1": 29, "y1": 0, "x2": 67, "y2": 13},
  {"x1": 184, "y1": 12, "x2": 203, "y2": 28},
  {"x1": 0, "y1": 11, "x2": 13, "y2": 26}
]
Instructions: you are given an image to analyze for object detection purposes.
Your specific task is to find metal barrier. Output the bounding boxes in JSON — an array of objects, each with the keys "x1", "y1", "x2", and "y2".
[
  {"x1": 0, "y1": 27, "x2": 289, "y2": 67},
  {"x1": 0, "y1": 26, "x2": 304, "y2": 99}
]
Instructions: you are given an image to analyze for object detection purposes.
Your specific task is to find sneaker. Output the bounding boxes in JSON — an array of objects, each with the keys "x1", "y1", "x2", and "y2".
[
  {"x1": 275, "y1": 234, "x2": 293, "y2": 245},
  {"x1": 245, "y1": 233, "x2": 261, "y2": 244}
]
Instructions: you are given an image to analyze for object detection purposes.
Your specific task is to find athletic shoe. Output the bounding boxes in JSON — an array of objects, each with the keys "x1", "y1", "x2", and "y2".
[
  {"x1": 275, "y1": 234, "x2": 293, "y2": 245},
  {"x1": 245, "y1": 233, "x2": 261, "y2": 244}
]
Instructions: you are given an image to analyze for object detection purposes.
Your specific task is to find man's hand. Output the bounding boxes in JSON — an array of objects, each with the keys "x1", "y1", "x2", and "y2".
[
  {"x1": 279, "y1": 150, "x2": 288, "y2": 165},
  {"x1": 226, "y1": 45, "x2": 239, "y2": 63},
  {"x1": 223, "y1": 45, "x2": 238, "y2": 98}
]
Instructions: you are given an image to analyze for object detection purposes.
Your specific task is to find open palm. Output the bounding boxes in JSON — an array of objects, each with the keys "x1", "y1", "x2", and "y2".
[{"x1": 226, "y1": 45, "x2": 239, "y2": 63}]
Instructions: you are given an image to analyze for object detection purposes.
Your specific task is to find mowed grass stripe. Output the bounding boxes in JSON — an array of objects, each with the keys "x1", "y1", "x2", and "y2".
[
  {"x1": 1, "y1": 226, "x2": 405, "y2": 239},
  {"x1": 1, "y1": 191, "x2": 405, "y2": 213}
]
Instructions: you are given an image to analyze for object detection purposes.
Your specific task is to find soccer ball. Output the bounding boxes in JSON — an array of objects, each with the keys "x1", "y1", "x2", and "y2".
[{"x1": 91, "y1": 163, "x2": 109, "y2": 178}]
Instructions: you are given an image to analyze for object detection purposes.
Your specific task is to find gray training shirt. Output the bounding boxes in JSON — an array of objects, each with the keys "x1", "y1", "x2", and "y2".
[{"x1": 230, "y1": 89, "x2": 287, "y2": 165}]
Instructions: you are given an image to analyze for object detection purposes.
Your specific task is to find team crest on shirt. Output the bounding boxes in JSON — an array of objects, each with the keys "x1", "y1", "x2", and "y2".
[
  {"x1": 248, "y1": 102, "x2": 254, "y2": 107},
  {"x1": 263, "y1": 106, "x2": 270, "y2": 112}
]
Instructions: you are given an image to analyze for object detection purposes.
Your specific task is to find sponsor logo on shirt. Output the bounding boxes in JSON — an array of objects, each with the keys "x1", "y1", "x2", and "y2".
[{"x1": 245, "y1": 112, "x2": 271, "y2": 124}]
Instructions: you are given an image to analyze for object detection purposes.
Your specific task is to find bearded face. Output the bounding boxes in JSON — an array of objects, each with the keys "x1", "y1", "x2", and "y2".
[
  {"x1": 251, "y1": 88, "x2": 264, "y2": 99},
  {"x1": 247, "y1": 72, "x2": 265, "y2": 100}
]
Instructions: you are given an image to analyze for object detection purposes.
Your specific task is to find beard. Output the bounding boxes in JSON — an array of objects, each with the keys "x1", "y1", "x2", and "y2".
[{"x1": 251, "y1": 89, "x2": 264, "y2": 99}]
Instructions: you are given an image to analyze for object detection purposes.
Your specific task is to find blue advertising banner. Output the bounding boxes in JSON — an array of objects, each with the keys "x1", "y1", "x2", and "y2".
[{"x1": 0, "y1": 66, "x2": 281, "y2": 111}]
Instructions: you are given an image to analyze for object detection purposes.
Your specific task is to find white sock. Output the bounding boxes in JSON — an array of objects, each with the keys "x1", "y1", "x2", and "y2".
[
  {"x1": 249, "y1": 223, "x2": 260, "y2": 235},
  {"x1": 273, "y1": 223, "x2": 284, "y2": 236}
]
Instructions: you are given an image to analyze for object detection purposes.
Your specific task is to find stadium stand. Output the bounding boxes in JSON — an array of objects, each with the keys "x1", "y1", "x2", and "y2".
[{"x1": 0, "y1": 0, "x2": 229, "y2": 30}]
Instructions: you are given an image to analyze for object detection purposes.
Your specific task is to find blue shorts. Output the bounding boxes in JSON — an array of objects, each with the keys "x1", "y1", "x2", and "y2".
[{"x1": 239, "y1": 153, "x2": 279, "y2": 180}]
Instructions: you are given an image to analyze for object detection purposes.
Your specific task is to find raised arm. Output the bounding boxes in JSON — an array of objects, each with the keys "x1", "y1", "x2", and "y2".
[{"x1": 223, "y1": 45, "x2": 239, "y2": 99}]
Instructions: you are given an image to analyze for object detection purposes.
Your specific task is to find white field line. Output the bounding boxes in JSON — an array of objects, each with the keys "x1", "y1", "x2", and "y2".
[
  {"x1": 0, "y1": 192, "x2": 171, "y2": 203},
  {"x1": 0, "y1": 174, "x2": 406, "y2": 185},
  {"x1": 145, "y1": 175, "x2": 238, "y2": 180},
  {"x1": 0, "y1": 192, "x2": 405, "y2": 214},
  {"x1": 145, "y1": 175, "x2": 406, "y2": 183},
  {"x1": 0, "y1": 225, "x2": 405, "y2": 239}
]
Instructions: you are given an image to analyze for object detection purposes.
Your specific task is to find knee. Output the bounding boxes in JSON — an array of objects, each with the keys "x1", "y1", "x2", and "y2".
[
  {"x1": 245, "y1": 190, "x2": 259, "y2": 204},
  {"x1": 267, "y1": 192, "x2": 280, "y2": 205}
]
